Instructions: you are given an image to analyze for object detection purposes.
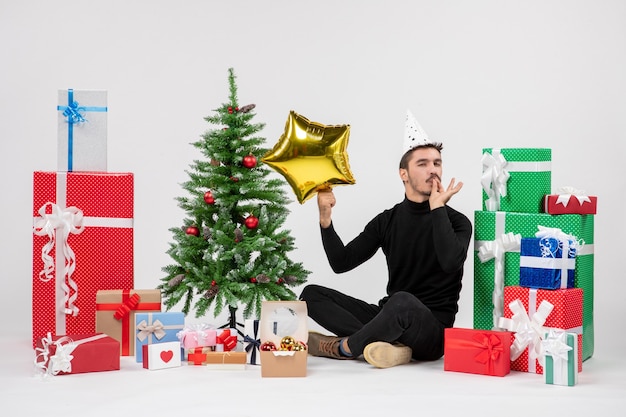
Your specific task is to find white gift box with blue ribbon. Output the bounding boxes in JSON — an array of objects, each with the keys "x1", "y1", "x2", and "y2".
[{"x1": 57, "y1": 89, "x2": 107, "y2": 172}]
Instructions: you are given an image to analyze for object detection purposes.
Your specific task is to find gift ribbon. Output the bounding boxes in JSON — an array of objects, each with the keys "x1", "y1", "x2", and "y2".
[
  {"x1": 187, "y1": 347, "x2": 210, "y2": 365},
  {"x1": 33, "y1": 202, "x2": 85, "y2": 318},
  {"x1": 446, "y1": 332, "x2": 505, "y2": 375},
  {"x1": 481, "y1": 150, "x2": 509, "y2": 211},
  {"x1": 475, "y1": 213, "x2": 521, "y2": 330},
  {"x1": 216, "y1": 329, "x2": 237, "y2": 351},
  {"x1": 96, "y1": 290, "x2": 161, "y2": 355},
  {"x1": 57, "y1": 89, "x2": 107, "y2": 172},
  {"x1": 555, "y1": 186, "x2": 592, "y2": 208},
  {"x1": 244, "y1": 320, "x2": 261, "y2": 365},
  {"x1": 542, "y1": 329, "x2": 575, "y2": 385},
  {"x1": 136, "y1": 319, "x2": 166, "y2": 342},
  {"x1": 33, "y1": 172, "x2": 134, "y2": 335},
  {"x1": 34, "y1": 333, "x2": 107, "y2": 376},
  {"x1": 481, "y1": 149, "x2": 551, "y2": 211},
  {"x1": 498, "y1": 291, "x2": 554, "y2": 373}
]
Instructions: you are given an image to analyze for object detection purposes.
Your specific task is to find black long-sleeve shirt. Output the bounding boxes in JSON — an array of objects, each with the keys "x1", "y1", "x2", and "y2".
[{"x1": 320, "y1": 197, "x2": 472, "y2": 327}]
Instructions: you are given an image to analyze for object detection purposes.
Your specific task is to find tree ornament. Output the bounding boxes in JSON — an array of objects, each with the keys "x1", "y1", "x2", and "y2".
[
  {"x1": 204, "y1": 191, "x2": 215, "y2": 204},
  {"x1": 239, "y1": 104, "x2": 256, "y2": 113},
  {"x1": 234, "y1": 228, "x2": 244, "y2": 242},
  {"x1": 280, "y1": 336, "x2": 297, "y2": 351},
  {"x1": 244, "y1": 215, "x2": 259, "y2": 229},
  {"x1": 250, "y1": 277, "x2": 257, "y2": 283},
  {"x1": 211, "y1": 280, "x2": 217, "y2": 286},
  {"x1": 230, "y1": 176, "x2": 239, "y2": 182},
  {"x1": 262, "y1": 110, "x2": 356, "y2": 204},
  {"x1": 202, "y1": 226, "x2": 211, "y2": 240},
  {"x1": 168, "y1": 274, "x2": 185, "y2": 287},
  {"x1": 257, "y1": 274, "x2": 270, "y2": 284},
  {"x1": 242, "y1": 154, "x2": 257, "y2": 169},
  {"x1": 228, "y1": 106, "x2": 233, "y2": 114},
  {"x1": 261, "y1": 341, "x2": 276, "y2": 351},
  {"x1": 186, "y1": 225, "x2": 200, "y2": 236},
  {"x1": 277, "y1": 277, "x2": 285, "y2": 285}
]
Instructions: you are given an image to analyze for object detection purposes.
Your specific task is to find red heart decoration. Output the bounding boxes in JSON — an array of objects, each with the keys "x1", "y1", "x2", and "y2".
[{"x1": 160, "y1": 350, "x2": 174, "y2": 363}]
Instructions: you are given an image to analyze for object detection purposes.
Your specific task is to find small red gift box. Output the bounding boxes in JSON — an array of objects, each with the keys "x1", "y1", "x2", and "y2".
[
  {"x1": 499, "y1": 286, "x2": 583, "y2": 374},
  {"x1": 32, "y1": 171, "x2": 134, "y2": 347},
  {"x1": 34, "y1": 333, "x2": 120, "y2": 376},
  {"x1": 543, "y1": 189, "x2": 597, "y2": 215},
  {"x1": 444, "y1": 328, "x2": 513, "y2": 377}
]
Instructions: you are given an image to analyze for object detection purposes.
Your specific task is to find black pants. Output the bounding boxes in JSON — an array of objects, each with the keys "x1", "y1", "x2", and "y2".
[{"x1": 299, "y1": 284, "x2": 445, "y2": 360}]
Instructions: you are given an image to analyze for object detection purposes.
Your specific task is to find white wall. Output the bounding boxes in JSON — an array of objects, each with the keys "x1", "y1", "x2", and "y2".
[{"x1": 2, "y1": 0, "x2": 624, "y2": 356}]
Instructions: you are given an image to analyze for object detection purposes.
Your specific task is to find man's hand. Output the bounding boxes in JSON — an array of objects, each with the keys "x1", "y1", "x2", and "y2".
[
  {"x1": 429, "y1": 177, "x2": 463, "y2": 210},
  {"x1": 317, "y1": 189, "x2": 336, "y2": 228}
]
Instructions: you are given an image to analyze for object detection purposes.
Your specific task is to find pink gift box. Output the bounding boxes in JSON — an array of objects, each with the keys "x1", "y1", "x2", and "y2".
[{"x1": 177, "y1": 324, "x2": 217, "y2": 349}]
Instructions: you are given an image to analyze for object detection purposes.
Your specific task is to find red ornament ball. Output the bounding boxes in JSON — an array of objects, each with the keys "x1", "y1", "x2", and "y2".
[
  {"x1": 277, "y1": 278, "x2": 284, "y2": 285},
  {"x1": 250, "y1": 277, "x2": 257, "y2": 283},
  {"x1": 261, "y1": 341, "x2": 276, "y2": 351},
  {"x1": 211, "y1": 280, "x2": 217, "y2": 286},
  {"x1": 242, "y1": 154, "x2": 257, "y2": 169},
  {"x1": 204, "y1": 191, "x2": 215, "y2": 204},
  {"x1": 244, "y1": 215, "x2": 259, "y2": 229},
  {"x1": 230, "y1": 176, "x2": 239, "y2": 182},
  {"x1": 185, "y1": 226, "x2": 200, "y2": 236},
  {"x1": 228, "y1": 106, "x2": 233, "y2": 114}
]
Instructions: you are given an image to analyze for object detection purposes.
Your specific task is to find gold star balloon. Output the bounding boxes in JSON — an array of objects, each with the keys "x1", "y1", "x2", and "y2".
[{"x1": 262, "y1": 111, "x2": 356, "y2": 204}]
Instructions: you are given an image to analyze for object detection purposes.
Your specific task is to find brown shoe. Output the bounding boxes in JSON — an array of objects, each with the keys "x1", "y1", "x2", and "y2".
[
  {"x1": 363, "y1": 341, "x2": 412, "y2": 368},
  {"x1": 307, "y1": 331, "x2": 352, "y2": 359}
]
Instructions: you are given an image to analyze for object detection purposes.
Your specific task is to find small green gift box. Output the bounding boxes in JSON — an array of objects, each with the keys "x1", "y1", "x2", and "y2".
[
  {"x1": 473, "y1": 210, "x2": 594, "y2": 361},
  {"x1": 481, "y1": 148, "x2": 551, "y2": 213}
]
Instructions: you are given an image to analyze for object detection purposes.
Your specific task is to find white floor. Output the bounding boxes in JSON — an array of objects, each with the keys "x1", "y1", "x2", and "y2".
[{"x1": 3, "y1": 333, "x2": 624, "y2": 416}]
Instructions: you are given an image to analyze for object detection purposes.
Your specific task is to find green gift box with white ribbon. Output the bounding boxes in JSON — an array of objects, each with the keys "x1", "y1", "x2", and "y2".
[
  {"x1": 482, "y1": 148, "x2": 551, "y2": 213},
  {"x1": 473, "y1": 210, "x2": 594, "y2": 360},
  {"x1": 543, "y1": 330, "x2": 579, "y2": 386}
]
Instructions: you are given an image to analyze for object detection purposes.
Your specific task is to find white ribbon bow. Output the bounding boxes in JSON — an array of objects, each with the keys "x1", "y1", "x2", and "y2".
[
  {"x1": 535, "y1": 225, "x2": 583, "y2": 258},
  {"x1": 478, "y1": 232, "x2": 521, "y2": 329},
  {"x1": 136, "y1": 319, "x2": 166, "y2": 342},
  {"x1": 33, "y1": 202, "x2": 85, "y2": 316},
  {"x1": 498, "y1": 299, "x2": 553, "y2": 367},
  {"x1": 34, "y1": 333, "x2": 77, "y2": 376},
  {"x1": 177, "y1": 323, "x2": 215, "y2": 345},
  {"x1": 542, "y1": 329, "x2": 573, "y2": 362},
  {"x1": 481, "y1": 151, "x2": 510, "y2": 211},
  {"x1": 555, "y1": 186, "x2": 592, "y2": 207}
]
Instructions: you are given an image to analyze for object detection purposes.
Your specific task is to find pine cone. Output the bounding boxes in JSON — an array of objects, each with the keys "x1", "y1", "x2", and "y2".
[
  {"x1": 168, "y1": 273, "x2": 185, "y2": 287},
  {"x1": 203, "y1": 285, "x2": 219, "y2": 299},
  {"x1": 256, "y1": 274, "x2": 270, "y2": 284},
  {"x1": 284, "y1": 275, "x2": 298, "y2": 285},
  {"x1": 203, "y1": 226, "x2": 212, "y2": 240},
  {"x1": 234, "y1": 228, "x2": 244, "y2": 242},
  {"x1": 239, "y1": 104, "x2": 256, "y2": 113}
]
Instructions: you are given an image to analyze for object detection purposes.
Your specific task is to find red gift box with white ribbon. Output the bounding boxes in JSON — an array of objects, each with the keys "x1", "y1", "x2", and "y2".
[
  {"x1": 498, "y1": 286, "x2": 583, "y2": 374},
  {"x1": 32, "y1": 172, "x2": 134, "y2": 348},
  {"x1": 543, "y1": 187, "x2": 597, "y2": 215}
]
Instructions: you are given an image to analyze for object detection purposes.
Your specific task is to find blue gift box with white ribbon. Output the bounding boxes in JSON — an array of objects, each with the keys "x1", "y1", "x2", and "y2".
[
  {"x1": 519, "y1": 236, "x2": 576, "y2": 289},
  {"x1": 57, "y1": 89, "x2": 108, "y2": 172}
]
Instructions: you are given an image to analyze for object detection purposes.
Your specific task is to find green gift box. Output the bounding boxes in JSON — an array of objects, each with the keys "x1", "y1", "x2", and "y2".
[
  {"x1": 481, "y1": 148, "x2": 551, "y2": 213},
  {"x1": 473, "y1": 210, "x2": 594, "y2": 360}
]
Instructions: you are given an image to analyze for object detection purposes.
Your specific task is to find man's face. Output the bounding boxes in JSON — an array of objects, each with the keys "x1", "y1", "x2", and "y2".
[{"x1": 399, "y1": 147, "x2": 442, "y2": 202}]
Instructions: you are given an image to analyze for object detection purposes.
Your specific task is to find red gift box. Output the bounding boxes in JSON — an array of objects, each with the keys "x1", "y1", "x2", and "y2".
[
  {"x1": 543, "y1": 192, "x2": 597, "y2": 215},
  {"x1": 34, "y1": 333, "x2": 120, "y2": 376},
  {"x1": 32, "y1": 171, "x2": 134, "y2": 347},
  {"x1": 500, "y1": 286, "x2": 583, "y2": 374},
  {"x1": 444, "y1": 328, "x2": 513, "y2": 377}
]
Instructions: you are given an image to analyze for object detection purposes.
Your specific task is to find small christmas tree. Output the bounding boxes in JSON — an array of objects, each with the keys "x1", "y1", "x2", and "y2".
[{"x1": 159, "y1": 68, "x2": 310, "y2": 324}]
